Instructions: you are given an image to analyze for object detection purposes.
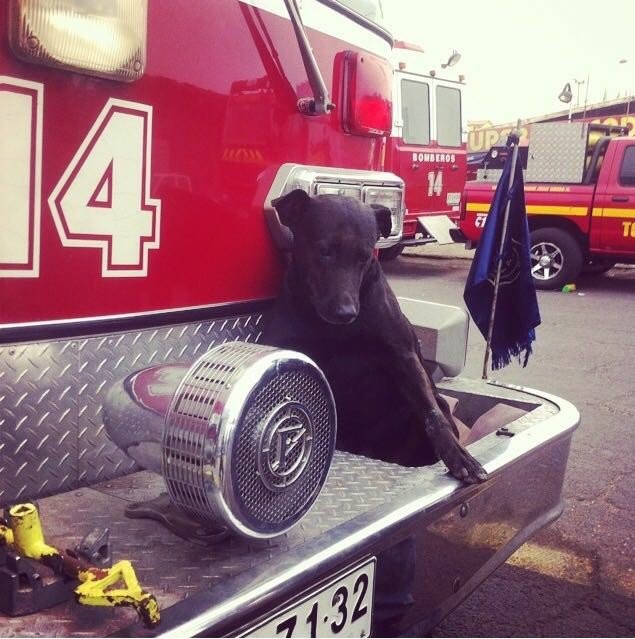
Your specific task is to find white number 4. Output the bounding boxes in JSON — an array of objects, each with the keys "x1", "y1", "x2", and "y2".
[
  {"x1": 427, "y1": 170, "x2": 443, "y2": 197},
  {"x1": 49, "y1": 99, "x2": 161, "y2": 277}
]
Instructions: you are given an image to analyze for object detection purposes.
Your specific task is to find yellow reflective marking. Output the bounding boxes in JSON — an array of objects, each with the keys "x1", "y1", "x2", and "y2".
[
  {"x1": 525, "y1": 205, "x2": 588, "y2": 216},
  {"x1": 465, "y1": 203, "x2": 490, "y2": 212},
  {"x1": 466, "y1": 203, "x2": 588, "y2": 216},
  {"x1": 592, "y1": 207, "x2": 635, "y2": 219}
]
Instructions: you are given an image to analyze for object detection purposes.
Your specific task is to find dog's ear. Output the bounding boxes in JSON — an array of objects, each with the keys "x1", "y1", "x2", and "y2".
[
  {"x1": 271, "y1": 189, "x2": 311, "y2": 229},
  {"x1": 370, "y1": 204, "x2": 392, "y2": 239}
]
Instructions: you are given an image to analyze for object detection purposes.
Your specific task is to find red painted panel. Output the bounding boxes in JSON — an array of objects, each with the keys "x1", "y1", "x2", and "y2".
[
  {"x1": 590, "y1": 138, "x2": 635, "y2": 254},
  {"x1": 387, "y1": 140, "x2": 466, "y2": 240},
  {"x1": 0, "y1": 0, "x2": 388, "y2": 327},
  {"x1": 460, "y1": 181, "x2": 593, "y2": 244}
]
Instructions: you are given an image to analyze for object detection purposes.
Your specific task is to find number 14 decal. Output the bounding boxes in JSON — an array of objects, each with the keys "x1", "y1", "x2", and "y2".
[
  {"x1": 0, "y1": 76, "x2": 161, "y2": 278},
  {"x1": 427, "y1": 170, "x2": 443, "y2": 197}
]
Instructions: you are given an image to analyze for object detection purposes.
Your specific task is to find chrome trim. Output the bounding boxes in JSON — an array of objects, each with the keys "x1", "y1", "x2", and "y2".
[
  {"x1": 0, "y1": 298, "x2": 273, "y2": 343},
  {"x1": 264, "y1": 163, "x2": 405, "y2": 251}
]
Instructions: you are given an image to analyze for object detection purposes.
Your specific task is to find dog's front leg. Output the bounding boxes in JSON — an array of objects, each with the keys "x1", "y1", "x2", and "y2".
[{"x1": 396, "y1": 351, "x2": 488, "y2": 483}]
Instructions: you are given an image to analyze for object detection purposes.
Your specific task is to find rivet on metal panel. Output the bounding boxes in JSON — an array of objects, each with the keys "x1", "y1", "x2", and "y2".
[{"x1": 459, "y1": 502, "x2": 468, "y2": 518}]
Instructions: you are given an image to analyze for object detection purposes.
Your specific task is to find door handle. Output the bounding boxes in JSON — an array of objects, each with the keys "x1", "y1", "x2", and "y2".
[
  {"x1": 412, "y1": 163, "x2": 420, "y2": 170},
  {"x1": 611, "y1": 195, "x2": 629, "y2": 202}
]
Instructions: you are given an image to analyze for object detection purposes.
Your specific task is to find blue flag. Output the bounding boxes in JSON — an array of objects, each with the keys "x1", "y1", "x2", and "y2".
[{"x1": 463, "y1": 137, "x2": 541, "y2": 370}]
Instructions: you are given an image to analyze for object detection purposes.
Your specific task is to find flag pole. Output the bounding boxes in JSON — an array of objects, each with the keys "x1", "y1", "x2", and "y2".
[{"x1": 481, "y1": 121, "x2": 522, "y2": 379}]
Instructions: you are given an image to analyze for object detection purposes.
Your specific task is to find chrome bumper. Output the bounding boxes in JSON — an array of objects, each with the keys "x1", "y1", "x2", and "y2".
[{"x1": 1, "y1": 378, "x2": 578, "y2": 637}]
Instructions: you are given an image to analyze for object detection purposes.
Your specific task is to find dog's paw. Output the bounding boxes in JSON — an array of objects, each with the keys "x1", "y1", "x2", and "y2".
[
  {"x1": 428, "y1": 416, "x2": 488, "y2": 484},
  {"x1": 444, "y1": 445, "x2": 488, "y2": 484}
]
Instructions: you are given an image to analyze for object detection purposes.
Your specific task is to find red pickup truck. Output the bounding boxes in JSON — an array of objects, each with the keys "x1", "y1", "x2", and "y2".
[{"x1": 460, "y1": 122, "x2": 635, "y2": 289}]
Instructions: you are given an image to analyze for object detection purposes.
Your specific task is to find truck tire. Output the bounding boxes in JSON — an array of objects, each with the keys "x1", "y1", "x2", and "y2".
[
  {"x1": 378, "y1": 244, "x2": 404, "y2": 261},
  {"x1": 529, "y1": 228, "x2": 583, "y2": 290}
]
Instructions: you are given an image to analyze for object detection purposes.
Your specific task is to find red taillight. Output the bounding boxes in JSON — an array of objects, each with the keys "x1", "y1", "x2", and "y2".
[
  {"x1": 343, "y1": 51, "x2": 392, "y2": 137},
  {"x1": 403, "y1": 220, "x2": 417, "y2": 237}
]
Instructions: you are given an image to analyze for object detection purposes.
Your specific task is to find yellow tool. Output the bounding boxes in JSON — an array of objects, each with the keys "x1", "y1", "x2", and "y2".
[{"x1": 0, "y1": 503, "x2": 160, "y2": 628}]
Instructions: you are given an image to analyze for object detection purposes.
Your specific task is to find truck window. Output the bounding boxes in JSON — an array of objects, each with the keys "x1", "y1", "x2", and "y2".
[
  {"x1": 401, "y1": 79, "x2": 430, "y2": 145},
  {"x1": 335, "y1": 0, "x2": 384, "y2": 22},
  {"x1": 436, "y1": 85, "x2": 462, "y2": 147},
  {"x1": 619, "y1": 145, "x2": 635, "y2": 186}
]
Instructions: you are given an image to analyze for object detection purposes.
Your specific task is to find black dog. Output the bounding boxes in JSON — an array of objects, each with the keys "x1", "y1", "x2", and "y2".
[{"x1": 262, "y1": 190, "x2": 487, "y2": 483}]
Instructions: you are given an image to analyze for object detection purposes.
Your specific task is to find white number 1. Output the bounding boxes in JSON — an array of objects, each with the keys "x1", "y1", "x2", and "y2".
[
  {"x1": 427, "y1": 170, "x2": 443, "y2": 197},
  {"x1": 0, "y1": 77, "x2": 42, "y2": 277}
]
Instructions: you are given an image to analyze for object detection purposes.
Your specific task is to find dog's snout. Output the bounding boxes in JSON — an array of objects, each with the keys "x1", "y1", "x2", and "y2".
[{"x1": 331, "y1": 302, "x2": 358, "y2": 324}]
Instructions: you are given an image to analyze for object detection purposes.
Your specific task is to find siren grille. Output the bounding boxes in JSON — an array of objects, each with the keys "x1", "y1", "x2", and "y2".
[{"x1": 162, "y1": 342, "x2": 336, "y2": 538}]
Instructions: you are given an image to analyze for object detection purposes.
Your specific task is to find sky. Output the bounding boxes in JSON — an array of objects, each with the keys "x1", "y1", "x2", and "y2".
[{"x1": 381, "y1": 0, "x2": 635, "y2": 125}]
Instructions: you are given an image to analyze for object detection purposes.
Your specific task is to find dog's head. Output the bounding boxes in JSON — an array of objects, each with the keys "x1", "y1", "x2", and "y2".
[{"x1": 272, "y1": 190, "x2": 392, "y2": 325}]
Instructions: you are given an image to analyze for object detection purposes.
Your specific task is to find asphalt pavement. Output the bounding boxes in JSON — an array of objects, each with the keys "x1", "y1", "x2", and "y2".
[{"x1": 381, "y1": 247, "x2": 635, "y2": 637}]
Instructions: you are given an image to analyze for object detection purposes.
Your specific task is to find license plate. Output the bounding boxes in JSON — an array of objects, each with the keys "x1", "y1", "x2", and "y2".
[
  {"x1": 243, "y1": 558, "x2": 376, "y2": 638},
  {"x1": 446, "y1": 191, "x2": 461, "y2": 206}
]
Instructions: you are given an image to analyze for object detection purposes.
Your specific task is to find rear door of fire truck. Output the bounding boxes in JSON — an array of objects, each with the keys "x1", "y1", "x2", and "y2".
[{"x1": 390, "y1": 53, "x2": 466, "y2": 246}]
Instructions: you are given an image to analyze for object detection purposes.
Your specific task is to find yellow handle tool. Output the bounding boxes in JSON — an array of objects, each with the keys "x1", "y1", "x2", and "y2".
[{"x1": 1, "y1": 503, "x2": 160, "y2": 628}]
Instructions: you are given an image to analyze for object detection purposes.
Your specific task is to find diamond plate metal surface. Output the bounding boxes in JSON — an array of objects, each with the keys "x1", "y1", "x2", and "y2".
[
  {"x1": 526, "y1": 122, "x2": 589, "y2": 184},
  {"x1": 0, "y1": 451, "x2": 429, "y2": 637},
  {"x1": 0, "y1": 314, "x2": 263, "y2": 507}
]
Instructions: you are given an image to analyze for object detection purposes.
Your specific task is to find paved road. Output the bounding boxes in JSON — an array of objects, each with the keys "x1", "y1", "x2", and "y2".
[{"x1": 382, "y1": 252, "x2": 635, "y2": 637}]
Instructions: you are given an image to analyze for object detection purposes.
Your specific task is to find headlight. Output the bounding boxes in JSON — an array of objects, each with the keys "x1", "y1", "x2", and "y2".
[
  {"x1": 363, "y1": 186, "x2": 403, "y2": 237},
  {"x1": 9, "y1": 0, "x2": 147, "y2": 82},
  {"x1": 315, "y1": 184, "x2": 362, "y2": 199}
]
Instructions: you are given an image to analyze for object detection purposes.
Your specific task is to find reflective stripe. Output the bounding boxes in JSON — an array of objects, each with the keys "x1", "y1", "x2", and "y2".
[
  {"x1": 525, "y1": 205, "x2": 588, "y2": 216},
  {"x1": 465, "y1": 202, "x2": 490, "y2": 212},
  {"x1": 465, "y1": 202, "x2": 587, "y2": 216},
  {"x1": 592, "y1": 207, "x2": 635, "y2": 219}
]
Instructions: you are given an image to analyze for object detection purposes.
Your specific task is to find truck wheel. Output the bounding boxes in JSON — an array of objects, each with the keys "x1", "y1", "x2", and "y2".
[
  {"x1": 378, "y1": 244, "x2": 404, "y2": 261},
  {"x1": 529, "y1": 228, "x2": 583, "y2": 290}
]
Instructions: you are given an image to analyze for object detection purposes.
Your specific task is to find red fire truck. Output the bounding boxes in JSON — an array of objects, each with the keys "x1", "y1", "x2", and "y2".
[
  {"x1": 460, "y1": 122, "x2": 635, "y2": 289},
  {"x1": 1, "y1": 2, "x2": 578, "y2": 637},
  {"x1": 379, "y1": 40, "x2": 467, "y2": 259}
]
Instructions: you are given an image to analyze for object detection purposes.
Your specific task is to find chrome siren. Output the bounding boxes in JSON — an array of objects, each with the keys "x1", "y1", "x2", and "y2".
[{"x1": 161, "y1": 342, "x2": 336, "y2": 539}]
